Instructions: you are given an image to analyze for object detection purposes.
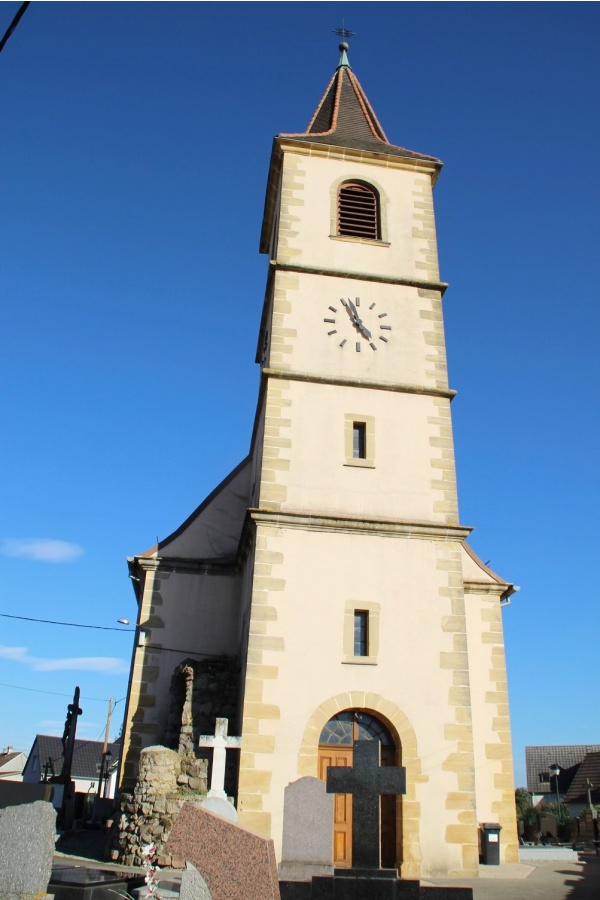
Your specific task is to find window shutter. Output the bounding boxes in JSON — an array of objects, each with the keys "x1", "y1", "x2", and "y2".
[{"x1": 338, "y1": 182, "x2": 379, "y2": 240}]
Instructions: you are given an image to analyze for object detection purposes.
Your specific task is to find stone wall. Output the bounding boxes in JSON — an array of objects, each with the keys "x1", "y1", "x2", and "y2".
[
  {"x1": 165, "y1": 656, "x2": 240, "y2": 756},
  {"x1": 105, "y1": 745, "x2": 208, "y2": 867},
  {"x1": 164, "y1": 655, "x2": 240, "y2": 800}
]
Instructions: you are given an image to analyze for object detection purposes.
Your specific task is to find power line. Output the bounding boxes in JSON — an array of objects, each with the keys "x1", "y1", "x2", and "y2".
[
  {"x1": 144, "y1": 642, "x2": 231, "y2": 659},
  {"x1": 0, "y1": 681, "x2": 112, "y2": 702},
  {"x1": 0, "y1": 613, "x2": 135, "y2": 632},
  {"x1": 0, "y1": 1, "x2": 30, "y2": 55}
]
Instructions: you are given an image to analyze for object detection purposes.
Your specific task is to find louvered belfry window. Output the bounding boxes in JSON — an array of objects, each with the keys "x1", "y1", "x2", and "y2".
[{"x1": 338, "y1": 181, "x2": 380, "y2": 240}]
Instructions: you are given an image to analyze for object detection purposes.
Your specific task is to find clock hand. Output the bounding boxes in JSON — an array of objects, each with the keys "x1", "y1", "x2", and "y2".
[
  {"x1": 347, "y1": 298, "x2": 361, "y2": 323},
  {"x1": 342, "y1": 298, "x2": 360, "y2": 327},
  {"x1": 347, "y1": 299, "x2": 372, "y2": 339}
]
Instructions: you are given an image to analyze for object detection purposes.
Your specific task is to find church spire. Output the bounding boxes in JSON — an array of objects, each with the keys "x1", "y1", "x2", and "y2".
[
  {"x1": 280, "y1": 43, "x2": 440, "y2": 165},
  {"x1": 337, "y1": 40, "x2": 351, "y2": 70}
]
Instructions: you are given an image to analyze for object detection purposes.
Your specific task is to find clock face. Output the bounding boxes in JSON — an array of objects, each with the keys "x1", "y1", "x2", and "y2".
[{"x1": 323, "y1": 296, "x2": 392, "y2": 351}]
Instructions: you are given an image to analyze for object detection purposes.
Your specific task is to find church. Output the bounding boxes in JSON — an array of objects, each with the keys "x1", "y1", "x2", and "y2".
[{"x1": 119, "y1": 43, "x2": 519, "y2": 878}]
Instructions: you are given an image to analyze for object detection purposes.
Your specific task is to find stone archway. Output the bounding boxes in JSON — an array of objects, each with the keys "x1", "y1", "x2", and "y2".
[{"x1": 297, "y1": 692, "x2": 426, "y2": 880}]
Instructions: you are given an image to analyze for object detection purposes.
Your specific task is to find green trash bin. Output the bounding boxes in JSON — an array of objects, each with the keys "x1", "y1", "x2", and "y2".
[{"x1": 481, "y1": 823, "x2": 502, "y2": 864}]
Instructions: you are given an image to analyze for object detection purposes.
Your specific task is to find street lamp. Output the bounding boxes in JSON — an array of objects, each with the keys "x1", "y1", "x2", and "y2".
[
  {"x1": 549, "y1": 763, "x2": 561, "y2": 825},
  {"x1": 100, "y1": 749, "x2": 113, "y2": 798}
]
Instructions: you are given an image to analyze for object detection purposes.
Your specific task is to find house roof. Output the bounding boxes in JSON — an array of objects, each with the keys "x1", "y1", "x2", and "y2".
[
  {"x1": 27, "y1": 735, "x2": 120, "y2": 780},
  {"x1": 0, "y1": 750, "x2": 26, "y2": 776},
  {"x1": 526, "y1": 744, "x2": 600, "y2": 794},
  {"x1": 279, "y1": 42, "x2": 441, "y2": 165},
  {"x1": 565, "y1": 751, "x2": 600, "y2": 804}
]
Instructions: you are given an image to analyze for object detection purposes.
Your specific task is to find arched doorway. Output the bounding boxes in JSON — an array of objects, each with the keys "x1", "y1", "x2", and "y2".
[{"x1": 318, "y1": 710, "x2": 398, "y2": 869}]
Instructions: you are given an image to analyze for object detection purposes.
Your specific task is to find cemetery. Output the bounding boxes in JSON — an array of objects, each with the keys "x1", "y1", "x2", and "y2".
[
  {"x1": 0, "y1": 728, "x2": 478, "y2": 900},
  {"x1": 4, "y1": 714, "x2": 599, "y2": 899}
]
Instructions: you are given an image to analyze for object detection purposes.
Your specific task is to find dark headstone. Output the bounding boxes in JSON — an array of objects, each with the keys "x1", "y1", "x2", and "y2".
[
  {"x1": 311, "y1": 873, "x2": 419, "y2": 899},
  {"x1": 307, "y1": 877, "x2": 472, "y2": 898},
  {"x1": 49, "y1": 866, "x2": 145, "y2": 900},
  {"x1": 326, "y1": 740, "x2": 405, "y2": 871},
  {"x1": 279, "y1": 882, "x2": 312, "y2": 900},
  {"x1": 0, "y1": 780, "x2": 54, "y2": 809},
  {"x1": 308, "y1": 740, "x2": 473, "y2": 899}
]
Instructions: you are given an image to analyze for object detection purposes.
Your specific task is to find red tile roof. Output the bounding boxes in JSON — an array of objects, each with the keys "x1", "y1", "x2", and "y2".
[{"x1": 280, "y1": 46, "x2": 440, "y2": 165}]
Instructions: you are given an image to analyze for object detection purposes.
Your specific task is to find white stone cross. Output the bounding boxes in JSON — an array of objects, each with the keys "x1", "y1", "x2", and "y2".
[{"x1": 198, "y1": 718, "x2": 241, "y2": 799}]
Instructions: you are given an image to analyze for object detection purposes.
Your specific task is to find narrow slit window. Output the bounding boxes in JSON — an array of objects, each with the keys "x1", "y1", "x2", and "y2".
[
  {"x1": 354, "y1": 611, "x2": 369, "y2": 657},
  {"x1": 338, "y1": 182, "x2": 380, "y2": 240},
  {"x1": 353, "y1": 422, "x2": 366, "y2": 459}
]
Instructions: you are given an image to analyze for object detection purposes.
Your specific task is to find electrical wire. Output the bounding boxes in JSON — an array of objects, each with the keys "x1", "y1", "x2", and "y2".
[
  {"x1": 144, "y1": 642, "x2": 232, "y2": 659},
  {"x1": 0, "y1": 1, "x2": 30, "y2": 54},
  {"x1": 0, "y1": 681, "x2": 112, "y2": 702},
  {"x1": 0, "y1": 613, "x2": 135, "y2": 632}
]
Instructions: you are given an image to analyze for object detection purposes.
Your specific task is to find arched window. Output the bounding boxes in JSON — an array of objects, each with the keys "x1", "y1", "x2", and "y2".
[
  {"x1": 337, "y1": 181, "x2": 380, "y2": 240},
  {"x1": 319, "y1": 710, "x2": 394, "y2": 746}
]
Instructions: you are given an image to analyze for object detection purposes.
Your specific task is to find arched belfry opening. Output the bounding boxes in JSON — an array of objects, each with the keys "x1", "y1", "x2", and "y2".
[{"x1": 318, "y1": 710, "x2": 400, "y2": 870}]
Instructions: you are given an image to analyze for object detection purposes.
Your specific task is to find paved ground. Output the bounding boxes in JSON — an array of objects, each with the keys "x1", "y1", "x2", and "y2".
[
  {"x1": 427, "y1": 856, "x2": 600, "y2": 900},
  {"x1": 54, "y1": 831, "x2": 600, "y2": 900}
]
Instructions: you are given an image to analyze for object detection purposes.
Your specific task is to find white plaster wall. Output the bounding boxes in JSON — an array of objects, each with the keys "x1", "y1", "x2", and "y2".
[
  {"x1": 249, "y1": 526, "x2": 470, "y2": 875},
  {"x1": 277, "y1": 153, "x2": 439, "y2": 283},
  {"x1": 464, "y1": 589, "x2": 518, "y2": 861},
  {"x1": 465, "y1": 593, "x2": 499, "y2": 821},
  {"x1": 259, "y1": 379, "x2": 455, "y2": 525},
  {"x1": 250, "y1": 401, "x2": 266, "y2": 509},
  {"x1": 271, "y1": 272, "x2": 447, "y2": 392},
  {"x1": 139, "y1": 570, "x2": 242, "y2": 743}
]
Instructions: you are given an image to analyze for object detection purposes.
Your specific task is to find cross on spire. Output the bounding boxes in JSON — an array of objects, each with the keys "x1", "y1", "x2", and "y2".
[
  {"x1": 332, "y1": 23, "x2": 356, "y2": 40},
  {"x1": 326, "y1": 739, "x2": 406, "y2": 870}
]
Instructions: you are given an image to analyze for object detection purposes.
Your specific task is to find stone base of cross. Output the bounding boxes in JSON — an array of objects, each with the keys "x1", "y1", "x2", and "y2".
[{"x1": 198, "y1": 718, "x2": 241, "y2": 800}]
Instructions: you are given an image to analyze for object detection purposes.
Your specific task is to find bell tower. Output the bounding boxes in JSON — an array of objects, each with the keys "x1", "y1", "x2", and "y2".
[
  {"x1": 121, "y1": 42, "x2": 518, "y2": 881},
  {"x1": 234, "y1": 43, "x2": 519, "y2": 876}
]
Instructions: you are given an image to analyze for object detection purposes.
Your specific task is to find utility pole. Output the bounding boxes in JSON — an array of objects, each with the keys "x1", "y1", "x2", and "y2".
[
  {"x1": 587, "y1": 778, "x2": 597, "y2": 820},
  {"x1": 93, "y1": 698, "x2": 114, "y2": 821},
  {"x1": 100, "y1": 697, "x2": 114, "y2": 797}
]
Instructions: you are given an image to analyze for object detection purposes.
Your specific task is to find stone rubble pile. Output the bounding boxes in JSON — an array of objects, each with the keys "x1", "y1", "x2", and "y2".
[{"x1": 105, "y1": 745, "x2": 208, "y2": 868}]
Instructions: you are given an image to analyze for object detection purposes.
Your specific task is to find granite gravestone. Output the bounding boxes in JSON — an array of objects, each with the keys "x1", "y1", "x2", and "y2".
[
  {"x1": 0, "y1": 780, "x2": 54, "y2": 809},
  {"x1": 166, "y1": 801, "x2": 281, "y2": 900},
  {"x1": 180, "y1": 862, "x2": 213, "y2": 900},
  {"x1": 278, "y1": 777, "x2": 334, "y2": 882},
  {"x1": 0, "y1": 800, "x2": 56, "y2": 900}
]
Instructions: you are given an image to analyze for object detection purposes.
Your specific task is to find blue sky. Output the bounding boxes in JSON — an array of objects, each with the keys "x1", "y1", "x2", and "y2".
[{"x1": 1, "y1": 2, "x2": 598, "y2": 786}]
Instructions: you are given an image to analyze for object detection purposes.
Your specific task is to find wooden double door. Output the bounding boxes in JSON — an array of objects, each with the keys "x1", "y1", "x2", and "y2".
[{"x1": 318, "y1": 711, "x2": 398, "y2": 869}]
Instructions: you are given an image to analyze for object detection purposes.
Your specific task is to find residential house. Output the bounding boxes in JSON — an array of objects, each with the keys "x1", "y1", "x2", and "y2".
[
  {"x1": 0, "y1": 747, "x2": 26, "y2": 782},
  {"x1": 22, "y1": 735, "x2": 120, "y2": 813},
  {"x1": 526, "y1": 744, "x2": 600, "y2": 809}
]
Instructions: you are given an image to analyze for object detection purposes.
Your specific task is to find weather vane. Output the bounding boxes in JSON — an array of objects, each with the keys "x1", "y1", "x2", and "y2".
[{"x1": 333, "y1": 22, "x2": 356, "y2": 40}]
